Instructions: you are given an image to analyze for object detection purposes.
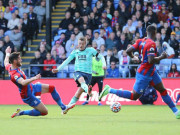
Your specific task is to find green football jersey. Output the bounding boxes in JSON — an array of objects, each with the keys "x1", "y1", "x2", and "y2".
[{"x1": 57, "y1": 47, "x2": 97, "y2": 74}]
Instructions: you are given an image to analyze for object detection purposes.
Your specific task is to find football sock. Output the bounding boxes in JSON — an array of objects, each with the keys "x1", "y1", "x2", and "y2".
[
  {"x1": 86, "y1": 94, "x2": 89, "y2": 101},
  {"x1": 109, "y1": 88, "x2": 134, "y2": 100},
  {"x1": 81, "y1": 82, "x2": 88, "y2": 93},
  {"x1": 19, "y1": 109, "x2": 43, "y2": 116},
  {"x1": 176, "y1": 93, "x2": 180, "y2": 104},
  {"x1": 49, "y1": 85, "x2": 66, "y2": 110},
  {"x1": 160, "y1": 90, "x2": 178, "y2": 113},
  {"x1": 69, "y1": 96, "x2": 79, "y2": 105}
]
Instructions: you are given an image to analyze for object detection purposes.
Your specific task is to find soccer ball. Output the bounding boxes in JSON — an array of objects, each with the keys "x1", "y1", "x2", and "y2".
[{"x1": 110, "y1": 102, "x2": 121, "y2": 113}]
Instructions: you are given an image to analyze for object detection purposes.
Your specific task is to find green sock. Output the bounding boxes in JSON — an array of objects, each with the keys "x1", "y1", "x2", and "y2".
[
  {"x1": 81, "y1": 82, "x2": 88, "y2": 93},
  {"x1": 69, "y1": 96, "x2": 79, "y2": 105}
]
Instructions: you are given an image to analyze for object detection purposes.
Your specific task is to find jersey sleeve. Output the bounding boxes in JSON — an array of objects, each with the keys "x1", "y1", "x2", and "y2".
[
  {"x1": 132, "y1": 39, "x2": 141, "y2": 50},
  {"x1": 5, "y1": 64, "x2": 12, "y2": 72},
  {"x1": 12, "y1": 73, "x2": 22, "y2": 83},
  {"x1": 91, "y1": 48, "x2": 97, "y2": 56},
  {"x1": 147, "y1": 42, "x2": 156, "y2": 56}
]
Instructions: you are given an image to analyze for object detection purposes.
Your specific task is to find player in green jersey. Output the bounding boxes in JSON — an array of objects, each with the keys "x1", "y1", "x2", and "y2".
[{"x1": 52, "y1": 37, "x2": 105, "y2": 114}]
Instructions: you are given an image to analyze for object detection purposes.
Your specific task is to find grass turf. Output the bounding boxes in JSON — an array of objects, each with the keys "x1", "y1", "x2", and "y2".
[{"x1": 0, "y1": 105, "x2": 180, "y2": 135}]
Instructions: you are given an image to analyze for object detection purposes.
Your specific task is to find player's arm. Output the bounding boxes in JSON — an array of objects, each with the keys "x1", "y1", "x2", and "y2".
[
  {"x1": 148, "y1": 52, "x2": 167, "y2": 64},
  {"x1": 126, "y1": 46, "x2": 139, "y2": 61},
  {"x1": 4, "y1": 46, "x2": 11, "y2": 67},
  {"x1": 17, "y1": 74, "x2": 41, "y2": 86},
  {"x1": 52, "y1": 52, "x2": 75, "y2": 73}
]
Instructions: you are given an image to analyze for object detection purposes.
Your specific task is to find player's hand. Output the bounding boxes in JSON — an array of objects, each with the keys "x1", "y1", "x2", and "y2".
[
  {"x1": 5, "y1": 46, "x2": 11, "y2": 54},
  {"x1": 103, "y1": 66, "x2": 107, "y2": 70},
  {"x1": 52, "y1": 69, "x2": 59, "y2": 73},
  {"x1": 161, "y1": 52, "x2": 168, "y2": 59},
  {"x1": 34, "y1": 74, "x2": 41, "y2": 80},
  {"x1": 132, "y1": 56, "x2": 139, "y2": 61}
]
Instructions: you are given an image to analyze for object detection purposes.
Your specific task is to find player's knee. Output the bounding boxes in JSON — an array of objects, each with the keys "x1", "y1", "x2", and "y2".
[
  {"x1": 49, "y1": 85, "x2": 55, "y2": 93},
  {"x1": 41, "y1": 110, "x2": 48, "y2": 116},
  {"x1": 131, "y1": 92, "x2": 141, "y2": 100},
  {"x1": 160, "y1": 89, "x2": 167, "y2": 96}
]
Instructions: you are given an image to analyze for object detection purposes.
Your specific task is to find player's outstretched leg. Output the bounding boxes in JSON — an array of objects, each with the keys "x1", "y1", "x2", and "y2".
[
  {"x1": 99, "y1": 85, "x2": 138, "y2": 101},
  {"x1": 175, "y1": 93, "x2": 180, "y2": 105},
  {"x1": 11, "y1": 103, "x2": 48, "y2": 118},
  {"x1": 48, "y1": 85, "x2": 66, "y2": 110},
  {"x1": 154, "y1": 83, "x2": 180, "y2": 119}
]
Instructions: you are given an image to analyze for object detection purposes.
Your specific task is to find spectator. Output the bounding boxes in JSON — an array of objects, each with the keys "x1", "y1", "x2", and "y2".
[
  {"x1": 65, "y1": 33, "x2": 78, "y2": 57},
  {"x1": 106, "y1": 61, "x2": 119, "y2": 78},
  {"x1": 102, "y1": 20, "x2": 113, "y2": 38},
  {"x1": 167, "y1": 63, "x2": 180, "y2": 78},
  {"x1": 118, "y1": 2, "x2": 129, "y2": 26},
  {"x1": 38, "y1": 39, "x2": 51, "y2": 52},
  {"x1": 105, "y1": 0, "x2": 115, "y2": 16},
  {"x1": 14, "y1": 9, "x2": 20, "y2": 19},
  {"x1": 74, "y1": 27, "x2": 83, "y2": 40},
  {"x1": 33, "y1": 0, "x2": 46, "y2": 32},
  {"x1": 118, "y1": 33, "x2": 129, "y2": 51},
  {"x1": 80, "y1": 0, "x2": 91, "y2": 16},
  {"x1": 95, "y1": 0, "x2": 103, "y2": 17},
  {"x1": 142, "y1": 15, "x2": 151, "y2": 29},
  {"x1": 99, "y1": 28, "x2": 106, "y2": 40},
  {"x1": 56, "y1": 32, "x2": 66, "y2": 48},
  {"x1": 169, "y1": 31, "x2": 179, "y2": 58},
  {"x1": 51, "y1": 50, "x2": 61, "y2": 64},
  {"x1": 129, "y1": 51, "x2": 141, "y2": 77},
  {"x1": 135, "y1": 21, "x2": 146, "y2": 38},
  {"x1": 148, "y1": 8, "x2": 158, "y2": 24},
  {"x1": 4, "y1": 6, "x2": 12, "y2": 20},
  {"x1": 0, "y1": 12, "x2": 8, "y2": 32},
  {"x1": 163, "y1": 22, "x2": 172, "y2": 37},
  {"x1": 72, "y1": 11, "x2": 83, "y2": 28},
  {"x1": 93, "y1": 31, "x2": 105, "y2": 49},
  {"x1": 172, "y1": 0, "x2": 180, "y2": 17},
  {"x1": 0, "y1": 49, "x2": 4, "y2": 76},
  {"x1": 67, "y1": 1, "x2": 79, "y2": 16},
  {"x1": 160, "y1": 28, "x2": 169, "y2": 42},
  {"x1": 13, "y1": 0, "x2": 22, "y2": 8},
  {"x1": 3, "y1": 35, "x2": 14, "y2": 53},
  {"x1": 58, "y1": 53, "x2": 67, "y2": 64},
  {"x1": 139, "y1": 85, "x2": 158, "y2": 105},
  {"x1": 157, "y1": 3, "x2": 168, "y2": 23},
  {"x1": 65, "y1": 23, "x2": 74, "y2": 40},
  {"x1": 30, "y1": 51, "x2": 43, "y2": 76},
  {"x1": 39, "y1": 44, "x2": 47, "y2": 61},
  {"x1": 27, "y1": 6, "x2": 38, "y2": 40},
  {"x1": 51, "y1": 41, "x2": 65, "y2": 58},
  {"x1": 118, "y1": 50, "x2": 130, "y2": 78},
  {"x1": 122, "y1": 19, "x2": 136, "y2": 34},
  {"x1": 0, "y1": 0, "x2": 5, "y2": 12},
  {"x1": 100, "y1": 10, "x2": 111, "y2": 25},
  {"x1": 89, "y1": 12, "x2": 99, "y2": 31},
  {"x1": 100, "y1": 44, "x2": 107, "y2": 56},
  {"x1": 104, "y1": 49, "x2": 118, "y2": 67},
  {"x1": 8, "y1": 0, "x2": 16, "y2": 12},
  {"x1": 9, "y1": 25, "x2": 23, "y2": 51},
  {"x1": 19, "y1": 1, "x2": 29, "y2": 18},
  {"x1": 111, "y1": 10, "x2": 119, "y2": 28},
  {"x1": 113, "y1": 47, "x2": 118, "y2": 59},
  {"x1": 0, "y1": 29, "x2": 4, "y2": 40},
  {"x1": 152, "y1": 0, "x2": 161, "y2": 13},
  {"x1": 156, "y1": 40, "x2": 163, "y2": 56},
  {"x1": 42, "y1": 52, "x2": 56, "y2": 77},
  {"x1": 162, "y1": 41, "x2": 175, "y2": 58},
  {"x1": 131, "y1": 14, "x2": 138, "y2": 28},
  {"x1": 7, "y1": 13, "x2": 20, "y2": 30},
  {"x1": 105, "y1": 32, "x2": 119, "y2": 50}
]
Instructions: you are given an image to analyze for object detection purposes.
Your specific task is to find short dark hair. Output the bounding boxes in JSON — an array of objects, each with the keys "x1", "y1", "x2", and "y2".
[
  {"x1": 146, "y1": 25, "x2": 156, "y2": 37},
  {"x1": 9, "y1": 52, "x2": 20, "y2": 64}
]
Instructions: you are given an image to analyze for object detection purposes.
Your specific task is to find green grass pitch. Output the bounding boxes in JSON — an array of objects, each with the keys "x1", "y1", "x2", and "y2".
[{"x1": 0, "y1": 105, "x2": 180, "y2": 135}]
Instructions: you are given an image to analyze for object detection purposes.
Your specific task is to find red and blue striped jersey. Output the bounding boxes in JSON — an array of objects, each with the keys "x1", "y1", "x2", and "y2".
[
  {"x1": 5, "y1": 64, "x2": 32, "y2": 99},
  {"x1": 132, "y1": 38, "x2": 157, "y2": 76}
]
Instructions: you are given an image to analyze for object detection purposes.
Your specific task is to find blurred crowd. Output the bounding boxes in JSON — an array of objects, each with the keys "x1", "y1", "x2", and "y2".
[{"x1": 0, "y1": 0, "x2": 180, "y2": 79}]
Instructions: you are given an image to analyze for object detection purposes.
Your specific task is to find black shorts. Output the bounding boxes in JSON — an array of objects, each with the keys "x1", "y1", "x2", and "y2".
[{"x1": 73, "y1": 71, "x2": 92, "y2": 87}]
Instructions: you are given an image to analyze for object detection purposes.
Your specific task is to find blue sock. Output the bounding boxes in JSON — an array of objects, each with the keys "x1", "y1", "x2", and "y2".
[
  {"x1": 110, "y1": 88, "x2": 133, "y2": 100},
  {"x1": 161, "y1": 91, "x2": 178, "y2": 113},
  {"x1": 176, "y1": 94, "x2": 180, "y2": 104},
  {"x1": 19, "y1": 109, "x2": 41, "y2": 116},
  {"x1": 51, "y1": 88, "x2": 66, "y2": 110}
]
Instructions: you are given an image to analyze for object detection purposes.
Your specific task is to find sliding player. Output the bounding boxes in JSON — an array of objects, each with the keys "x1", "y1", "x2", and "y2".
[
  {"x1": 4, "y1": 46, "x2": 74, "y2": 118},
  {"x1": 52, "y1": 37, "x2": 105, "y2": 114},
  {"x1": 99, "y1": 25, "x2": 180, "y2": 119}
]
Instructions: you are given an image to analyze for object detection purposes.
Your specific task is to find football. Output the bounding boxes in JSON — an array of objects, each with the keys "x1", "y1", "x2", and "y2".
[{"x1": 110, "y1": 102, "x2": 121, "y2": 113}]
